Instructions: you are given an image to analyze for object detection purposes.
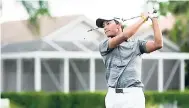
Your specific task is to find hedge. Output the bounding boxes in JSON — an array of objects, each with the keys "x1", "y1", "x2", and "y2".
[{"x1": 1, "y1": 91, "x2": 189, "y2": 108}]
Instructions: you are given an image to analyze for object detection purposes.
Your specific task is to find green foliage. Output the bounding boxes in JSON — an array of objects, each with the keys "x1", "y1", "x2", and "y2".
[
  {"x1": 10, "y1": 101, "x2": 23, "y2": 108},
  {"x1": 159, "y1": 1, "x2": 189, "y2": 52},
  {"x1": 145, "y1": 91, "x2": 189, "y2": 108},
  {"x1": 159, "y1": 2, "x2": 169, "y2": 16},
  {"x1": 159, "y1": 1, "x2": 189, "y2": 16},
  {"x1": 21, "y1": 1, "x2": 51, "y2": 36},
  {"x1": 168, "y1": 18, "x2": 189, "y2": 45},
  {"x1": 1, "y1": 91, "x2": 189, "y2": 108}
]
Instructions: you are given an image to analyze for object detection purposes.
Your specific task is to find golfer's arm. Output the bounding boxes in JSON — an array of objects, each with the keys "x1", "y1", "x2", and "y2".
[
  {"x1": 108, "y1": 18, "x2": 146, "y2": 48},
  {"x1": 123, "y1": 18, "x2": 145, "y2": 39},
  {"x1": 145, "y1": 18, "x2": 163, "y2": 53}
]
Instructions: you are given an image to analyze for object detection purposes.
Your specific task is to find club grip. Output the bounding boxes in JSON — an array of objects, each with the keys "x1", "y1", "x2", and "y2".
[{"x1": 153, "y1": 9, "x2": 157, "y2": 13}]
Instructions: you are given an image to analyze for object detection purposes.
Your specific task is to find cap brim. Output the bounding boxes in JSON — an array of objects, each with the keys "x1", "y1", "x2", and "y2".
[{"x1": 96, "y1": 18, "x2": 112, "y2": 28}]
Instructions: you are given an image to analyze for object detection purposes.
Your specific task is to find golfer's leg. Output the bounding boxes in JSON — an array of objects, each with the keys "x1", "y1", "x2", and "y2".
[
  {"x1": 105, "y1": 89, "x2": 124, "y2": 108},
  {"x1": 136, "y1": 90, "x2": 145, "y2": 108},
  {"x1": 121, "y1": 92, "x2": 134, "y2": 108},
  {"x1": 106, "y1": 94, "x2": 127, "y2": 108},
  {"x1": 121, "y1": 88, "x2": 145, "y2": 108},
  {"x1": 133, "y1": 89, "x2": 145, "y2": 108},
  {"x1": 105, "y1": 91, "x2": 114, "y2": 108}
]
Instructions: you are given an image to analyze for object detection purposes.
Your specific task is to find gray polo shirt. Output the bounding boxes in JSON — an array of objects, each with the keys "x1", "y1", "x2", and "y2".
[{"x1": 99, "y1": 38, "x2": 147, "y2": 88}]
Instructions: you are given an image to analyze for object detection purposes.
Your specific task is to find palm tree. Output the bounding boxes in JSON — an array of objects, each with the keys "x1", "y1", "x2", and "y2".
[{"x1": 20, "y1": 1, "x2": 51, "y2": 36}]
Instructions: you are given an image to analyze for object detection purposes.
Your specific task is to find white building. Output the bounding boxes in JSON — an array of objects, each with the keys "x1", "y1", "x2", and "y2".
[{"x1": 1, "y1": 15, "x2": 189, "y2": 93}]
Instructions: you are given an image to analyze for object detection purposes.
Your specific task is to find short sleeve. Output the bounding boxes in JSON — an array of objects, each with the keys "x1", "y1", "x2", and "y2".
[
  {"x1": 99, "y1": 38, "x2": 114, "y2": 56},
  {"x1": 138, "y1": 40, "x2": 148, "y2": 54}
]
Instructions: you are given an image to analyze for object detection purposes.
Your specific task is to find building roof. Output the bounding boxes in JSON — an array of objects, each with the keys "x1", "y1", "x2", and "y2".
[
  {"x1": 1, "y1": 39, "x2": 100, "y2": 53},
  {"x1": 1, "y1": 15, "x2": 82, "y2": 44},
  {"x1": 1, "y1": 14, "x2": 180, "y2": 54}
]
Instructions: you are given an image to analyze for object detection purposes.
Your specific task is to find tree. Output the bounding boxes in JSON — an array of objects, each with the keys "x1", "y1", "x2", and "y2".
[
  {"x1": 20, "y1": 1, "x2": 51, "y2": 36},
  {"x1": 159, "y1": 1, "x2": 189, "y2": 88}
]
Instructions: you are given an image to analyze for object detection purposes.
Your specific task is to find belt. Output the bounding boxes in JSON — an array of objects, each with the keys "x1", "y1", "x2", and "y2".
[
  {"x1": 115, "y1": 88, "x2": 124, "y2": 93},
  {"x1": 108, "y1": 82, "x2": 142, "y2": 90},
  {"x1": 108, "y1": 87, "x2": 142, "y2": 93}
]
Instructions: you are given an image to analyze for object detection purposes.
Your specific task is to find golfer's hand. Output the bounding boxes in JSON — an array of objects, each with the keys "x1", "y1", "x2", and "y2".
[
  {"x1": 141, "y1": 12, "x2": 149, "y2": 21},
  {"x1": 149, "y1": 12, "x2": 158, "y2": 20}
]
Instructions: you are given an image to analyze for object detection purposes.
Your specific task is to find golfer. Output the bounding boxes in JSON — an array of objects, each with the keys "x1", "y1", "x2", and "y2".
[{"x1": 96, "y1": 12, "x2": 163, "y2": 108}]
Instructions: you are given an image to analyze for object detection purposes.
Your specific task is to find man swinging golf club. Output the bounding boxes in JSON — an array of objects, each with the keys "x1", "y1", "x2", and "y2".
[{"x1": 96, "y1": 12, "x2": 163, "y2": 108}]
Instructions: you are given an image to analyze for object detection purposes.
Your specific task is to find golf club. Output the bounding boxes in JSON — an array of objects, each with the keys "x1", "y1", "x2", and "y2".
[{"x1": 87, "y1": 9, "x2": 157, "y2": 32}]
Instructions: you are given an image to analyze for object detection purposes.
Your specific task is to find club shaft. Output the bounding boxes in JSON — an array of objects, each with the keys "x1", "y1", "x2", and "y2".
[
  {"x1": 87, "y1": 27, "x2": 99, "y2": 32},
  {"x1": 122, "y1": 15, "x2": 141, "y2": 21},
  {"x1": 122, "y1": 10, "x2": 156, "y2": 21},
  {"x1": 88, "y1": 10, "x2": 157, "y2": 32}
]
